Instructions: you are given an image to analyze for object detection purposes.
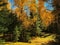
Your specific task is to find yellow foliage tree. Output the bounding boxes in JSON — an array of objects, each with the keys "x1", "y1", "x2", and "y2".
[
  {"x1": 38, "y1": 0, "x2": 55, "y2": 27},
  {"x1": 14, "y1": 0, "x2": 56, "y2": 28}
]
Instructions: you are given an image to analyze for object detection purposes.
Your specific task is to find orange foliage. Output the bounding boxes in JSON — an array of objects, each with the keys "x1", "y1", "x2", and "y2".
[
  {"x1": 14, "y1": 0, "x2": 37, "y2": 28},
  {"x1": 14, "y1": 7, "x2": 28, "y2": 21},
  {"x1": 6, "y1": 3, "x2": 11, "y2": 10},
  {"x1": 28, "y1": 0, "x2": 37, "y2": 12},
  {"x1": 14, "y1": 0, "x2": 55, "y2": 28},
  {"x1": 38, "y1": 0, "x2": 55, "y2": 27},
  {"x1": 31, "y1": 16, "x2": 37, "y2": 22},
  {"x1": 20, "y1": 12, "x2": 28, "y2": 21},
  {"x1": 22, "y1": 20, "x2": 31, "y2": 28},
  {"x1": 40, "y1": 12, "x2": 55, "y2": 27},
  {"x1": 0, "y1": 0, "x2": 11, "y2": 10},
  {"x1": 14, "y1": 0, "x2": 28, "y2": 8},
  {"x1": 29, "y1": 4, "x2": 37, "y2": 12}
]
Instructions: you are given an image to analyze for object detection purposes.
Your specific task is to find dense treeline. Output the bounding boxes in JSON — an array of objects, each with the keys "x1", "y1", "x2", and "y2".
[{"x1": 0, "y1": 0, "x2": 60, "y2": 44}]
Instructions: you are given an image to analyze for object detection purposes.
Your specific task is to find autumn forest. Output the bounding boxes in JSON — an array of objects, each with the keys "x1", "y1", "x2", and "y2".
[{"x1": 0, "y1": 0, "x2": 60, "y2": 45}]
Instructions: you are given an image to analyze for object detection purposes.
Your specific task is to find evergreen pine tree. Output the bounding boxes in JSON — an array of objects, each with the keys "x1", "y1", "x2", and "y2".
[
  {"x1": 0, "y1": 0, "x2": 9, "y2": 34},
  {"x1": 13, "y1": 26, "x2": 20, "y2": 42},
  {"x1": 36, "y1": 13, "x2": 42, "y2": 36},
  {"x1": 0, "y1": 0, "x2": 18, "y2": 41}
]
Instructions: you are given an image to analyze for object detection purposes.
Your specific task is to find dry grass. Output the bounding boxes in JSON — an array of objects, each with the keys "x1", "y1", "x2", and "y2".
[
  {"x1": 30, "y1": 34, "x2": 56, "y2": 43},
  {"x1": 2, "y1": 34, "x2": 56, "y2": 45}
]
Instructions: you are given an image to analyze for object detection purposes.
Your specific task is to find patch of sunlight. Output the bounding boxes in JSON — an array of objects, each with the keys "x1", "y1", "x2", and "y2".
[
  {"x1": 5, "y1": 42, "x2": 40, "y2": 45},
  {"x1": 3, "y1": 34, "x2": 56, "y2": 45},
  {"x1": 29, "y1": 34, "x2": 56, "y2": 44}
]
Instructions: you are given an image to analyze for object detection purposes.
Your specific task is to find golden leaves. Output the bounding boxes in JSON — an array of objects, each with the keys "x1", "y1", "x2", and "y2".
[
  {"x1": 29, "y1": 3, "x2": 37, "y2": 12},
  {"x1": 20, "y1": 13, "x2": 27, "y2": 21},
  {"x1": 28, "y1": 0, "x2": 37, "y2": 12},
  {"x1": 41, "y1": 12, "x2": 55, "y2": 27},
  {"x1": 14, "y1": 0, "x2": 37, "y2": 28},
  {"x1": 14, "y1": 8, "x2": 21, "y2": 17},
  {"x1": 14, "y1": 0, "x2": 28, "y2": 8},
  {"x1": 6, "y1": 3, "x2": 11, "y2": 10},
  {"x1": 22, "y1": 20, "x2": 31, "y2": 28},
  {"x1": 31, "y1": 16, "x2": 37, "y2": 22},
  {"x1": 38, "y1": 0, "x2": 55, "y2": 27},
  {"x1": 0, "y1": 0, "x2": 11, "y2": 10},
  {"x1": 14, "y1": 0, "x2": 56, "y2": 28}
]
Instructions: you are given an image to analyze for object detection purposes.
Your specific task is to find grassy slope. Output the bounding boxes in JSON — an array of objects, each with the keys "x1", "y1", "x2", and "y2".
[
  {"x1": 5, "y1": 42, "x2": 39, "y2": 45},
  {"x1": 1, "y1": 34, "x2": 56, "y2": 45}
]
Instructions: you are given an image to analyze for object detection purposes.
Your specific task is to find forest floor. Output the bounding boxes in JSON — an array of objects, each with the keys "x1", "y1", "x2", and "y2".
[{"x1": 0, "y1": 34, "x2": 56, "y2": 45}]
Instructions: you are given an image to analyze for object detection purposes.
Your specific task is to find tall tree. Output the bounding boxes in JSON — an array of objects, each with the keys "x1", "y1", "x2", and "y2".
[
  {"x1": 0, "y1": 0, "x2": 9, "y2": 34},
  {"x1": 0, "y1": 0, "x2": 18, "y2": 41}
]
